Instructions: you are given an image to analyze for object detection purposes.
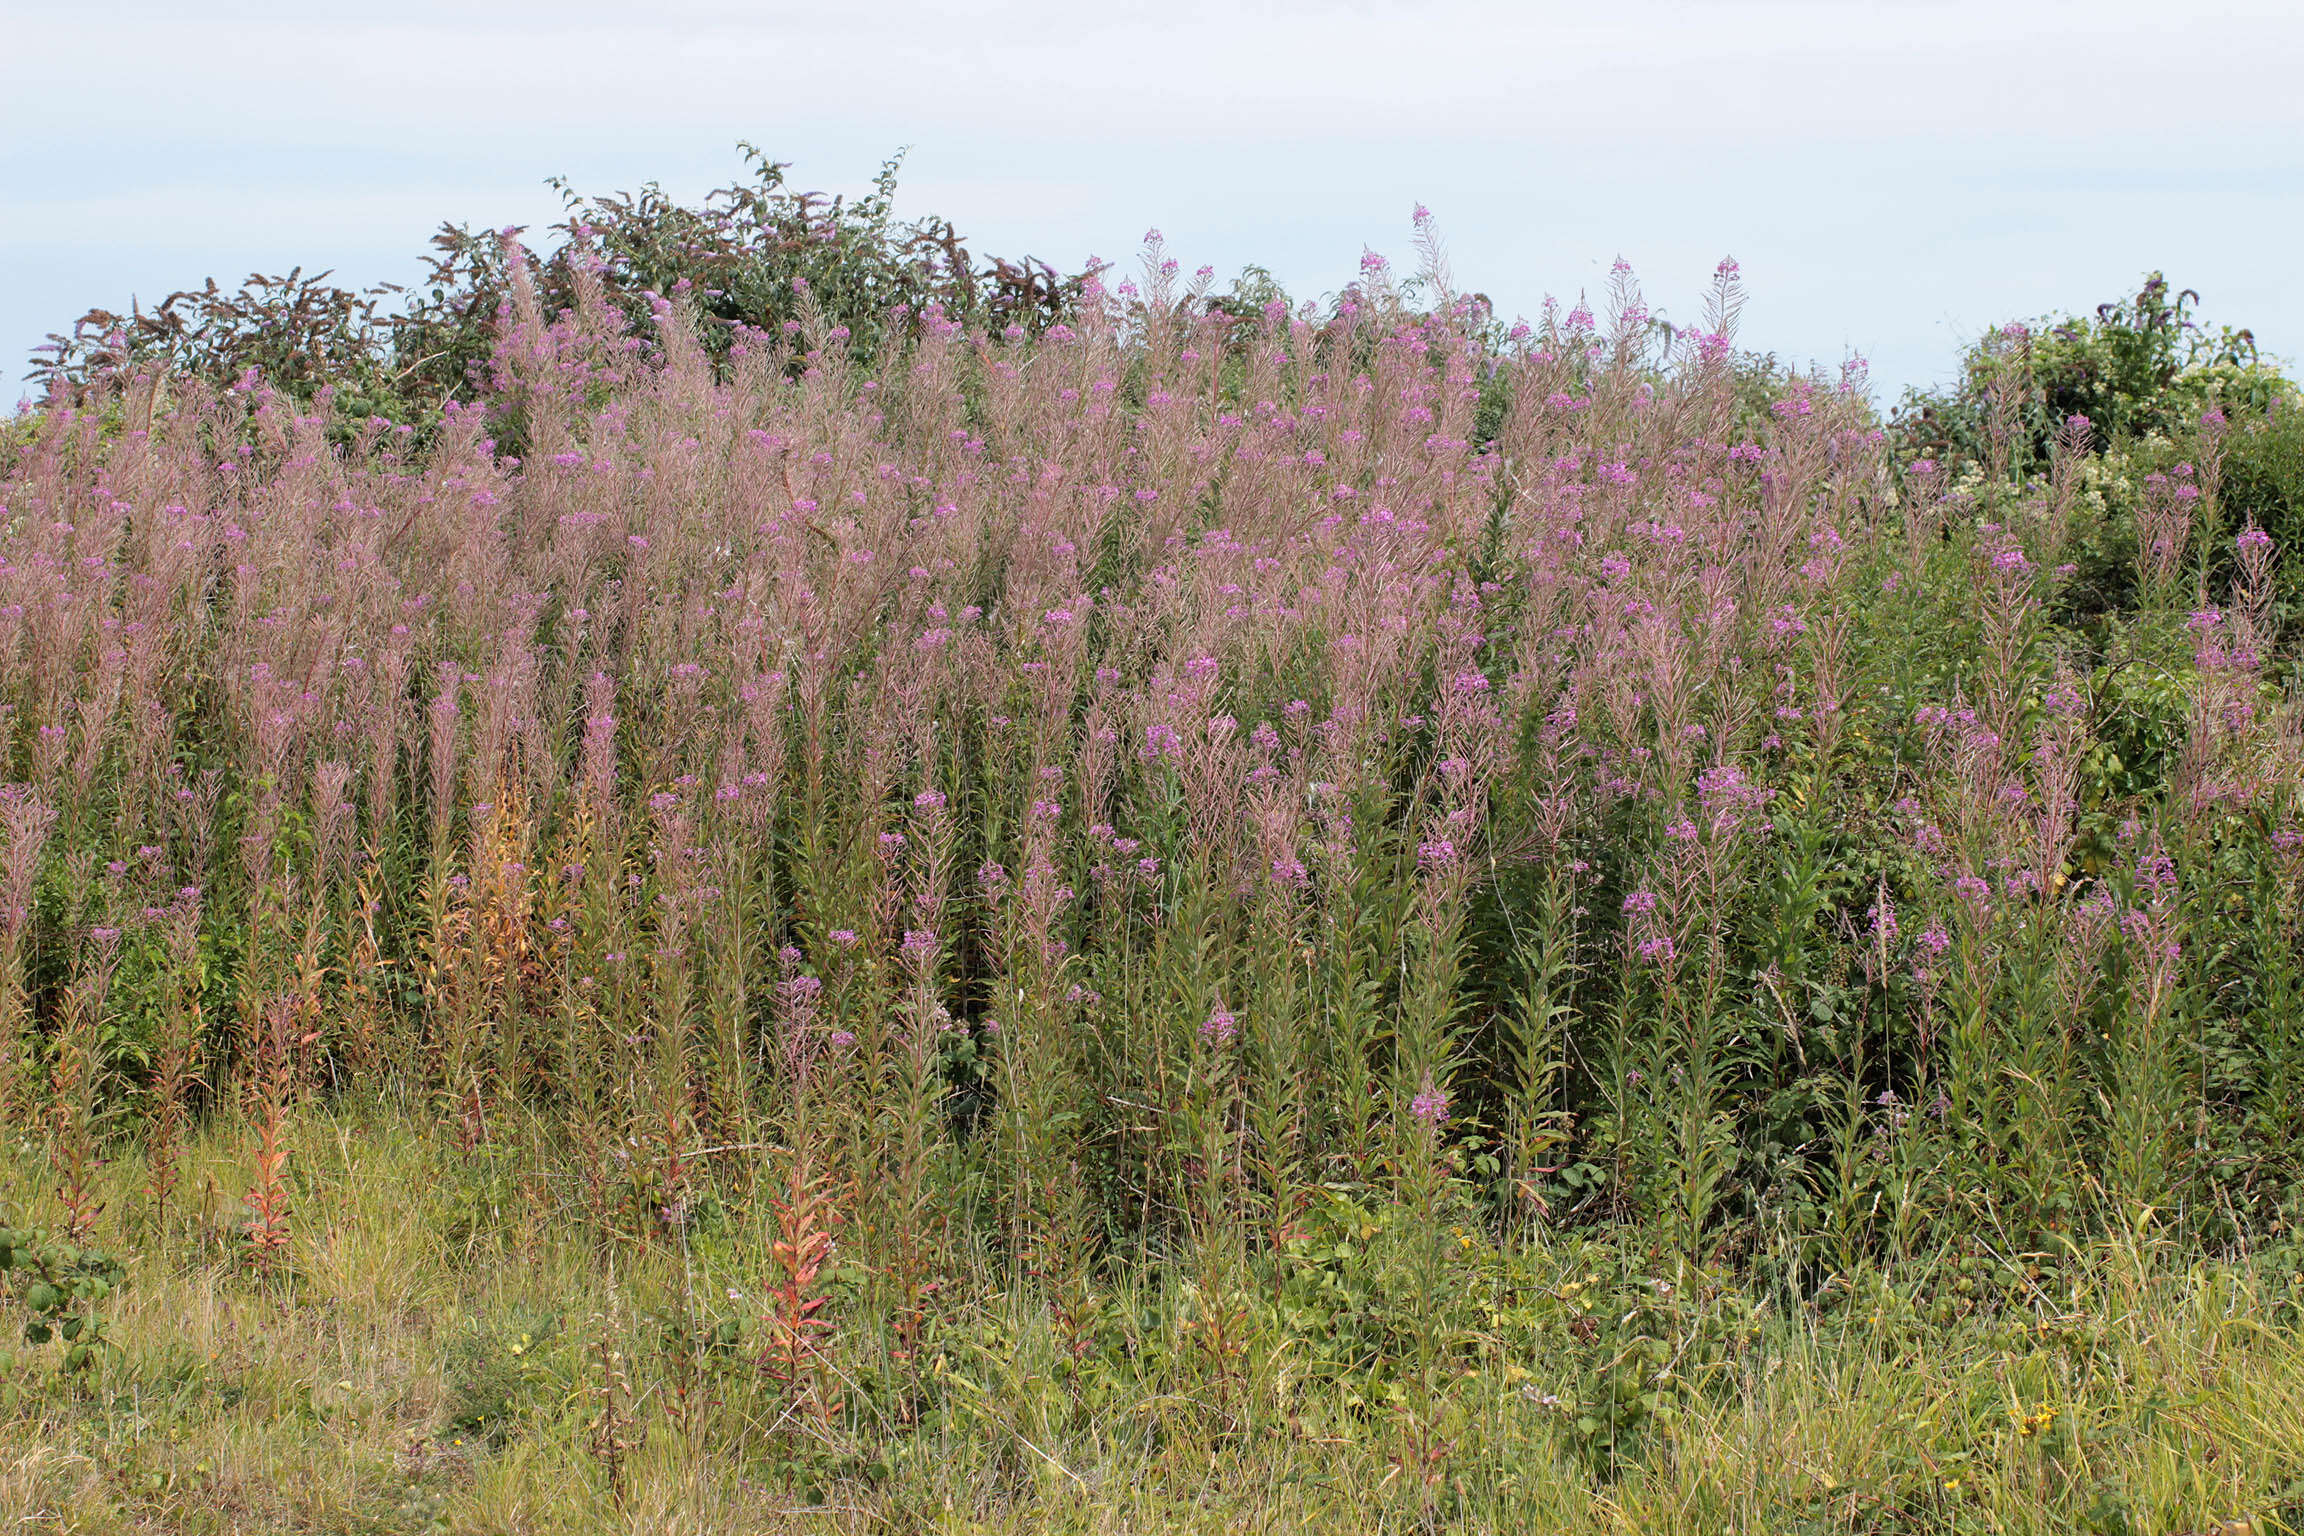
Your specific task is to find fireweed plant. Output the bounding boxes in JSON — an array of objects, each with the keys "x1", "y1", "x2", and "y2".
[{"x1": 2, "y1": 219, "x2": 2303, "y2": 1533}]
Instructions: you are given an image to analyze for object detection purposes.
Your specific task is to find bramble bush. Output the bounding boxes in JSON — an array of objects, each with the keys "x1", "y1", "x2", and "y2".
[
  {"x1": 26, "y1": 147, "x2": 1094, "y2": 436},
  {"x1": 4, "y1": 211, "x2": 2304, "y2": 1532}
]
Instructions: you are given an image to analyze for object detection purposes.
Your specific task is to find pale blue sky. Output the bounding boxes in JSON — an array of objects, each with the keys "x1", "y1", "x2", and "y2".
[{"x1": 6, "y1": 0, "x2": 2299, "y2": 407}]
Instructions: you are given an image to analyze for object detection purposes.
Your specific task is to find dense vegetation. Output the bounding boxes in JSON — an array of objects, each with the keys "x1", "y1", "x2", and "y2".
[
  {"x1": 4, "y1": 164, "x2": 2303, "y2": 1533},
  {"x1": 26, "y1": 149, "x2": 1092, "y2": 433}
]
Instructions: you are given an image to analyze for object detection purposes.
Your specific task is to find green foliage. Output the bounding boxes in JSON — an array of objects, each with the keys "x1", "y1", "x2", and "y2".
[
  {"x1": 441, "y1": 1310, "x2": 566, "y2": 1447},
  {"x1": 1895, "y1": 271, "x2": 2283, "y2": 468},
  {"x1": 0, "y1": 1220, "x2": 125, "y2": 1371},
  {"x1": 2222, "y1": 397, "x2": 2304, "y2": 616},
  {"x1": 27, "y1": 268, "x2": 403, "y2": 412},
  {"x1": 27, "y1": 145, "x2": 1098, "y2": 430}
]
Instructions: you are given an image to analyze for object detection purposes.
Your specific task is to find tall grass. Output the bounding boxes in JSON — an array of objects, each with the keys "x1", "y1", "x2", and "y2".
[{"x1": 1, "y1": 224, "x2": 2301, "y2": 1533}]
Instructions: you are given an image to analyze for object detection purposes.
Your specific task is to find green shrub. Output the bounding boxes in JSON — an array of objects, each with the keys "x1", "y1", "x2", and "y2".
[
  {"x1": 1894, "y1": 272, "x2": 2283, "y2": 471},
  {"x1": 2222, "y1": 392, "x2": 2304, "y2": 613},
  {"x1": 26, "y1": 145, "x2": 1096, "y2": 432},
  {"x1": 0, "y1": 1221, "x2": 125, "y2": 1373}
]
